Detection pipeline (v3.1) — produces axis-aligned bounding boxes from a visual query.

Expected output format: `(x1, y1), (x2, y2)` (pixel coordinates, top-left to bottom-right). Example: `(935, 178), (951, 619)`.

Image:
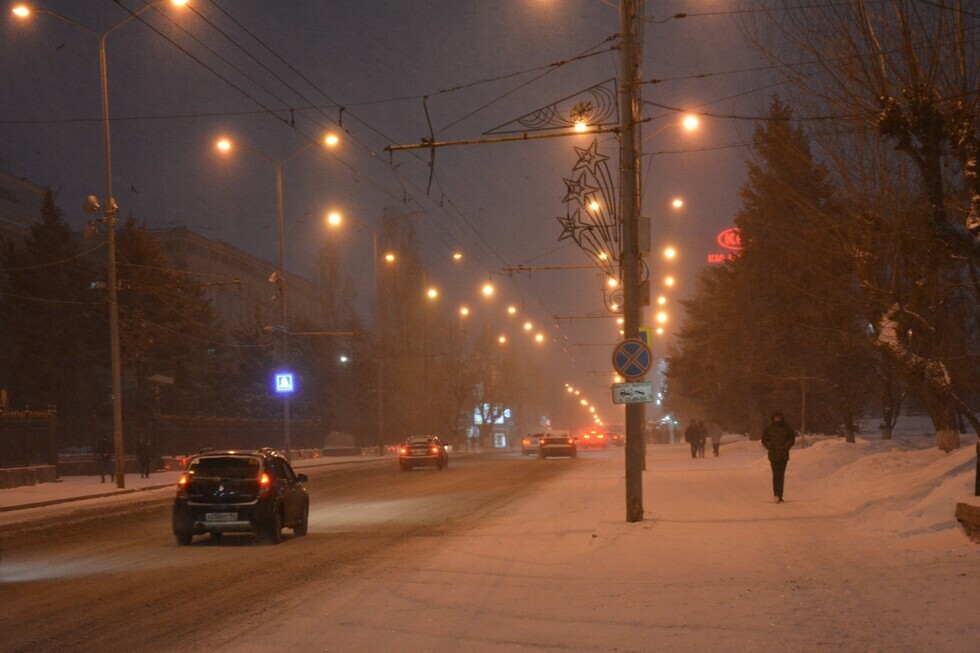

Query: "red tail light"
(176, 473), (189, 498)
(399, 447), (408, 456)
(258, 472), (272, 496)
(430, 446), (440, 455)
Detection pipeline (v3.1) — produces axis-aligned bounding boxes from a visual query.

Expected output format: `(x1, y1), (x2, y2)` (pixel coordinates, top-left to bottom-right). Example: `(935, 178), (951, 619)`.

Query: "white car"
(521, 433), (544, 456)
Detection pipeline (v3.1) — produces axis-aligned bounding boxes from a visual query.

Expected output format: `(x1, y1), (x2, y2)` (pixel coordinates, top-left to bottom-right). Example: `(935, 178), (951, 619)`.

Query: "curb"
(0, 483), (174, 513)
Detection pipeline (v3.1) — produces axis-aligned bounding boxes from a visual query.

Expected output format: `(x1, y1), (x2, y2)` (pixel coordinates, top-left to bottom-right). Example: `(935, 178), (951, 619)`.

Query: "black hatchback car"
(172, 448), (309, 545)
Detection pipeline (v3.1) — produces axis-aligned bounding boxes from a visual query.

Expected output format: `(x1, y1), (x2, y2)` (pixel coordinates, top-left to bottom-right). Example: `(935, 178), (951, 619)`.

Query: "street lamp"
(216, 133), (338, 459)
(325, 211), (388, 454)
(14, 0), (188, 489)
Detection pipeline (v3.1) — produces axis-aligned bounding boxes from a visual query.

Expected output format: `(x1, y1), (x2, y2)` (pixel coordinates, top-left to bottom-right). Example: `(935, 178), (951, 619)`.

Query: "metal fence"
(0, 408), (57, 468)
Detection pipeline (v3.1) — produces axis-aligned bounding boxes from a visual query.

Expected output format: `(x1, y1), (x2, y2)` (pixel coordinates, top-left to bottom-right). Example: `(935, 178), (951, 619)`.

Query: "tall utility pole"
(620, 0), (645, 522)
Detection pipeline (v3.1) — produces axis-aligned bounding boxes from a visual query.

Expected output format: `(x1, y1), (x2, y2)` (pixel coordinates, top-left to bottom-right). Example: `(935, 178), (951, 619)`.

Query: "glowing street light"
(498, 335), (507, 344)
(682, 114), (700, 131)
(657, 295), (667, 305)
(664, 246), (677, 259)
(460, 306), (470, 317)
(535, 333), (545, 343)
(507, 305), (517, 315)
(523, 321), (533, 331)
(656, 311), (669, 324)
(671, 198), (684, 209)
(326, 211), (342, 227)
(481, 282), (495, 297)
(664, 276), (675, 287)
(426, 287), (439, 300)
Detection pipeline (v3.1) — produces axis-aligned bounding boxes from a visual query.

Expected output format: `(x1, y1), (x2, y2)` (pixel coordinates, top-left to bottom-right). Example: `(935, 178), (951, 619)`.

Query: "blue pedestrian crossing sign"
(612, 338), (653, 379)
(274, 372), (295, 394)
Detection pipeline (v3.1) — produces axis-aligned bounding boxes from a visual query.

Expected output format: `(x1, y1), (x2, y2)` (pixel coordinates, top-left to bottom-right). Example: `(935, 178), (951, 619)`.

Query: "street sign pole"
(619, 0), (644, 523)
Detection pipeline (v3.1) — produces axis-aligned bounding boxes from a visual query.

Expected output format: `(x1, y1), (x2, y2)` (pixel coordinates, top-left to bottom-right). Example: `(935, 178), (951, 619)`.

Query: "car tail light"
(399, 447), (408, 456)
(430, 446), (440, 455)
(568, 439), (574, 445)
(176, 473), (190, 498)
(258, 472), (272, 496)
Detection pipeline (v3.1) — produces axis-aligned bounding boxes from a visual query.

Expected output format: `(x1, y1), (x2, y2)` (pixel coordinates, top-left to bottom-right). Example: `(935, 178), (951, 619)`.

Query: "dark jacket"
(762, 419), (796, 462)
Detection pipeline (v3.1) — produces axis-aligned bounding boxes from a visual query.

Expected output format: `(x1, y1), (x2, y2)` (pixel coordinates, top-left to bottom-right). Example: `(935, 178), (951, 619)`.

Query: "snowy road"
(1, 439), (976, 652)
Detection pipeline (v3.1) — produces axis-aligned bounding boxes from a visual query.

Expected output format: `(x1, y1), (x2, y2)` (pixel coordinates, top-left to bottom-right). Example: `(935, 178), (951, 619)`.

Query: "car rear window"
(188, 456), (261, 479)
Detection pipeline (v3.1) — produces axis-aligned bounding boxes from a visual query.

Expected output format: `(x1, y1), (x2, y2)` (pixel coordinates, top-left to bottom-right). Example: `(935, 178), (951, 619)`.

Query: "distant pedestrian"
(684, 420), (699, 459)
(137, 437), (153, 479)
(762, 410), (796, 503)
(710, 424), (722, 457)
(96, 435), (112, 483)
(696, 420), (707, 458)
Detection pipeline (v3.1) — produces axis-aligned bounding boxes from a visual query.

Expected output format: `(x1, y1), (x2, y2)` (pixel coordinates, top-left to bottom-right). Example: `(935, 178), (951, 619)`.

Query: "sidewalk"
(0, 454), (386, 516)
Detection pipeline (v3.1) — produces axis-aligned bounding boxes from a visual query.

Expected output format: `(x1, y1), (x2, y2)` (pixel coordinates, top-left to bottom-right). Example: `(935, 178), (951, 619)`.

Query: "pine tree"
(0, 191), (102, 415)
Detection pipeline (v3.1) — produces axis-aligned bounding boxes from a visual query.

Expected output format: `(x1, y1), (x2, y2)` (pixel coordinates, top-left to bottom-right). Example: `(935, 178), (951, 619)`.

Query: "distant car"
(172, 448), (309, 545)
(539, 433), (577, 459)
(521, 432), (545, 456)
(399, 435), (449, 471)
(578, 429), (608, 449)
(608, 432), (625, 447)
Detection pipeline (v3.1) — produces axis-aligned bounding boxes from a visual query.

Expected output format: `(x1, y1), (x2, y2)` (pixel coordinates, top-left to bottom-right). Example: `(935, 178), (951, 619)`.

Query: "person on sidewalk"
(696, 420), (707, 458)
(137, 437), (153, 479)
(684, 419), (699, 459)
(761, 410), (796, 502)
(710, 424), (722, 457)
(96, 435), (112, 483)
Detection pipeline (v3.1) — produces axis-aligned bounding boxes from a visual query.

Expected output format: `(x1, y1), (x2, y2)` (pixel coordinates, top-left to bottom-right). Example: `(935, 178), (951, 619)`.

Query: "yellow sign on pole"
(639, 326), (653, 348)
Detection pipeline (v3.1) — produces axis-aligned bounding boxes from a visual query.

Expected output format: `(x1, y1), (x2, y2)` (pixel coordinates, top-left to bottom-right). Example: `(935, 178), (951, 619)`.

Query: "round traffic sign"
(612, 338), (652, 379)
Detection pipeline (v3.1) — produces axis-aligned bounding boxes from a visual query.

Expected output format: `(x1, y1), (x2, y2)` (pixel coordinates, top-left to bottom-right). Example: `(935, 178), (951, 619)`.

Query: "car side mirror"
(297, 473), (308, 483)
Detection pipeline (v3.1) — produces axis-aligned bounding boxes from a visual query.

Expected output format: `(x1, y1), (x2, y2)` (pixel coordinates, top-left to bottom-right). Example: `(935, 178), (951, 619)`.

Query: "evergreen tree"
(114, 218), (226, 426)
(669, 97), (873, 435)
(0, 191), (102, 416)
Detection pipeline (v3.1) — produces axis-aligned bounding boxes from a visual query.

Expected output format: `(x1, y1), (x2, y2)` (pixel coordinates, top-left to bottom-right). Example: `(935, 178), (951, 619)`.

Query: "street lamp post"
(14, 0), (188, 489)
(326, 213), (386, 455)
(217, 135), (336, 460)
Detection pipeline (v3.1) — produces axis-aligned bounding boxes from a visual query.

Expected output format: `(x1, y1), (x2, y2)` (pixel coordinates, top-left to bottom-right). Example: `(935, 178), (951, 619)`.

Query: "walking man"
(761, 410), (796, 503)
(96, 434), (112, 483)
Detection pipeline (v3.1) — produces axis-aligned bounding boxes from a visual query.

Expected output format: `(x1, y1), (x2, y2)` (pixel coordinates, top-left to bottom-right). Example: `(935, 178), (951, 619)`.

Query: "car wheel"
(293, 499), (309, 536)
(263, 503), (283, 544)
(175, 531), (193, 546)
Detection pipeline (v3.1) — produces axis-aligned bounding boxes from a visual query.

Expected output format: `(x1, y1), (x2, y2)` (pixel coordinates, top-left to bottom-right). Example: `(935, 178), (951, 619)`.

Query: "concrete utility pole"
(620, 0), (645, 522)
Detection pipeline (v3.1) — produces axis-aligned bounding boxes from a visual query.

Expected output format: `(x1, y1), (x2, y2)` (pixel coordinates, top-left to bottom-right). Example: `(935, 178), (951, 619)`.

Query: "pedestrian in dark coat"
(695, 420), (707, 458)
(684, 420), (699, 459)
(137, 437), (153, 478)
(96, 435), (112, 483)
(761, 410), (796, 502)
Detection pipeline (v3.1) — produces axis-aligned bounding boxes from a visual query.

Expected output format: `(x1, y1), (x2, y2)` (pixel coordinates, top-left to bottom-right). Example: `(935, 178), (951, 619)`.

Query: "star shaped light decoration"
(562, 172), (599, 205)
(572, 140), (609, 175)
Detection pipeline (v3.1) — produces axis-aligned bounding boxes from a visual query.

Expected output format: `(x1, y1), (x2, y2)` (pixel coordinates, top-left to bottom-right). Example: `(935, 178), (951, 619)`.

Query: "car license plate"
(412, 449), (427, 456)
(205, 512), (237, 522)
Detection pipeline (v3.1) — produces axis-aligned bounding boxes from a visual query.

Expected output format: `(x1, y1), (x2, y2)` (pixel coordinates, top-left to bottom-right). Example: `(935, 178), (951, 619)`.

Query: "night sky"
(0, 0), (778, 420)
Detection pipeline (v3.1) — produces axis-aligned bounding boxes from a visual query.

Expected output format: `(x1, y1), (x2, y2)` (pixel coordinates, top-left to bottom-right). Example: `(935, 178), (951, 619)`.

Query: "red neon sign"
(716, 227), (743, 251)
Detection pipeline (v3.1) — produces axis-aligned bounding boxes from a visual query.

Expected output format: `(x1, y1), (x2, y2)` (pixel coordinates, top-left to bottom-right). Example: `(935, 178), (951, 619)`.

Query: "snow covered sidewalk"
(194, 434), (978, 653)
